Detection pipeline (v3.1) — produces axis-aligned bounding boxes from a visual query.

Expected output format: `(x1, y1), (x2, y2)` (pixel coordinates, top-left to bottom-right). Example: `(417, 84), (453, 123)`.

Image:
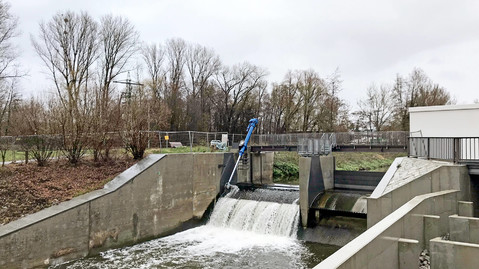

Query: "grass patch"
(333, 152), (406, 172)
(146, 146), (215, 154)
(272, 151), (407, 184)
(273, 152), (300, 184)
(0, 150), (30, 163)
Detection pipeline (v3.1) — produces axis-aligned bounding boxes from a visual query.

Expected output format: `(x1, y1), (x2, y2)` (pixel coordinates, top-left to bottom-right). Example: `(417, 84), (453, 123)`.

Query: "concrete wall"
(236, 152), (274, 184)
(367, 163), (470, 228)
(251, 152), (274, 185)
(0, 153), (226, 268)
(409, 104), (479, 137)
(449, 214), (479, 244)
(430, 237), (479, 269)
(315, 190), (459, 269)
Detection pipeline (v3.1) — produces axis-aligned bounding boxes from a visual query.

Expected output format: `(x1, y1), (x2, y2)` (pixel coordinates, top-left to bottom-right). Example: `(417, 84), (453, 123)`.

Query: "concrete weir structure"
(0, 153), (272, 268)
(315, 157), (474, 269)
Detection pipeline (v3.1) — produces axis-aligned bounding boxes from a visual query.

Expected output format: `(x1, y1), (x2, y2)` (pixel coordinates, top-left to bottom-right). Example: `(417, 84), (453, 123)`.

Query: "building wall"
(409, 104), (479, 137)
(0, 153), (226, 268)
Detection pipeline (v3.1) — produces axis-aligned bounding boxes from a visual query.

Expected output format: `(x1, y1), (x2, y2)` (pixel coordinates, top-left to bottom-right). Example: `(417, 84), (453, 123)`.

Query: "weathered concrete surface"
(299, 155), (335, 227)
(430, 237), (479, 269)
(449, 214), (479, 244)
(0, 153), (227, 268)
(299, 157), (312, 227)
(368, 158), (470, 228)
(0, 203), (90, 268)
(315, 190), (459, 269)
(458, 201), (474, 217)
(251, 152), (274, 185)
(398, 238), (420, 269)
(320, 155), (335, 190)
(424, 215), (441, 249)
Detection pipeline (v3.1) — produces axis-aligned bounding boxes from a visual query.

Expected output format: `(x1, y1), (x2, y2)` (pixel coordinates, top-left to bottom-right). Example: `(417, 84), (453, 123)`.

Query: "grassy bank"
(273, 151), (406, 184)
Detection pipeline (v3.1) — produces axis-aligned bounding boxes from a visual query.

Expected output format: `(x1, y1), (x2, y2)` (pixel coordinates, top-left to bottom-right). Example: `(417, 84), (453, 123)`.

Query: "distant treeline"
(0, 4), (453, 163)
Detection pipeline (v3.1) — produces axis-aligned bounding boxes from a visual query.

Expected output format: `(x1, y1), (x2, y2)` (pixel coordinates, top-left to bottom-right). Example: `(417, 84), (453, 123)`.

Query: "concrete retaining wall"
(0, 153), (226, 268)
(449, 214), (479, 244)
(315, 190), (459, 269)
(367, 161), (470, 228)
(430, 237), (479, 269)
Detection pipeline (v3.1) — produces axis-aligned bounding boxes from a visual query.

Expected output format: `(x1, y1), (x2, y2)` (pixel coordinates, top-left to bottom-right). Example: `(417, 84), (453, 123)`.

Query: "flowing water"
(52, 187), (339, 269)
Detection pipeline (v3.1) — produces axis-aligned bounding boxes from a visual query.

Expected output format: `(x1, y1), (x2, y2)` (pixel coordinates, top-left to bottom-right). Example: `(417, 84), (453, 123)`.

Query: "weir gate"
(222, 145), (386, 228)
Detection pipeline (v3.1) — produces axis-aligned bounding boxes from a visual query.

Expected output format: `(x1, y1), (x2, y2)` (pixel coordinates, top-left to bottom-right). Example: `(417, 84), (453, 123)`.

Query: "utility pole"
(113, 72), (143, 103)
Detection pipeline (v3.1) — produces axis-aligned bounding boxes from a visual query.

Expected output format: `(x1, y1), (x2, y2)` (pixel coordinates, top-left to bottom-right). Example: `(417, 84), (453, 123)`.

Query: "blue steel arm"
(239, 118), (259, 157)
(225, 118), (259, 189)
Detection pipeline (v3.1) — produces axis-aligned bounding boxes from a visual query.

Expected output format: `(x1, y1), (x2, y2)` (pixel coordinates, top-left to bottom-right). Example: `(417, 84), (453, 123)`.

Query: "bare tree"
(357, 84), (395, 132)
(297, 70), (325, 132)
(142, 43), (166, 100)
(0, 1), (22, 81)
(0, 80), (18, 165)
(92, 15), (139, 161)
(391, 68), (454, 131)
(213, 62), (267, 133)
(268, 72), (303, 133)
(32, 11), (98, 164)
(165, 38), (187, 130)
(119, 71), (151, 159)
(185, 44), (220, 131)
(97, 15), (138, 108)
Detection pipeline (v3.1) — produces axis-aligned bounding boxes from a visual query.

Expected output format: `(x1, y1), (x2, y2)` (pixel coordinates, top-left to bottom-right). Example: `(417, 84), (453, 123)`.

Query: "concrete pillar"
(458, 201), (474, 217)
(320, 155), (334, 190)
(398, 238), (420, 269)
(299, 157), (312, 227)
(299, 155), (335, 227)
(424, 215), (441, 249)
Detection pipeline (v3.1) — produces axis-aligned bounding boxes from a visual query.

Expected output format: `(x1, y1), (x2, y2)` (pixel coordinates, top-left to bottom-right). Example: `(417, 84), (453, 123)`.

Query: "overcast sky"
(10, 0), (479, 107)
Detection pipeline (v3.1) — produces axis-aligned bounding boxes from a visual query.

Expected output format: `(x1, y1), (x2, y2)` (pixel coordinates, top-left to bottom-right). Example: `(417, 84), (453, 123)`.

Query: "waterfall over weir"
(52, 187), (339, 269)
(208, 188), (300, 237)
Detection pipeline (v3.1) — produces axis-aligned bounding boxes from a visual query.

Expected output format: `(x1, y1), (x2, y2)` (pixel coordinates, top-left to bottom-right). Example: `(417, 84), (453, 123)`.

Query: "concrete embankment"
(315, 157), (472, 269)
(0, 153), (229, 268)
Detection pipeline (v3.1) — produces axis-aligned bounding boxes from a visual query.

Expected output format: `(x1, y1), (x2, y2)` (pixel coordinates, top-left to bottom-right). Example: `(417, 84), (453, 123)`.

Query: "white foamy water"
(208, 197), (300, 237)
(52, 190), (337, 269)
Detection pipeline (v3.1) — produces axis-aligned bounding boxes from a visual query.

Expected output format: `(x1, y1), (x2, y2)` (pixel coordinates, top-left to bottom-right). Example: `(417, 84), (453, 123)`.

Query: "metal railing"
(297, 133), (336, 156)
(335, 131), (408, 147)
(249, 131), (407, 147)
(408, 137), (479, 163)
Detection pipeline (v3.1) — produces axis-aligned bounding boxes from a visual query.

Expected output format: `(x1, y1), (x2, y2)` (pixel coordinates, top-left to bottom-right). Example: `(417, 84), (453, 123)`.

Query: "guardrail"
(408, 137), (479, 163)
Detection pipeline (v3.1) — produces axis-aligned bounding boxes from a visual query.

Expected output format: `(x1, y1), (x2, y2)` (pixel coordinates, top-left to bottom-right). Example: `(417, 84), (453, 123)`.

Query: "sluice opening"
(303, 190), (368, 246)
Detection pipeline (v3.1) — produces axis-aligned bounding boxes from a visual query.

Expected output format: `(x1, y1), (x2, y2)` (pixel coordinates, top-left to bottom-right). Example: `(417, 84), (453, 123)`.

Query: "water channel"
(52, 188), (340, 269)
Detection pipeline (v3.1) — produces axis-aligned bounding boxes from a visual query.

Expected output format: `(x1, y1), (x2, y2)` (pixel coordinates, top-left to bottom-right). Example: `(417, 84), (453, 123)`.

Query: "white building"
(409, 104), (479, 161)
(409, 104), (479, 137)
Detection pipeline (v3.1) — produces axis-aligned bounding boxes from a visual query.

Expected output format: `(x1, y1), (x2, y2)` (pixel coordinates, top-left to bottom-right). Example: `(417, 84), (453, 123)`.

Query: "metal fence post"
(454, 138), (459, 163)
(427, 138), (430, 159)
(189, 131), (193, 152)
(407, 137), (410, 157)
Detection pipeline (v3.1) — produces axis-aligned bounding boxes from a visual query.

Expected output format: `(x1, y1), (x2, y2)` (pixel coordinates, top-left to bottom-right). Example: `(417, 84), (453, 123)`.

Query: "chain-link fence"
(0, 131), (410, 163)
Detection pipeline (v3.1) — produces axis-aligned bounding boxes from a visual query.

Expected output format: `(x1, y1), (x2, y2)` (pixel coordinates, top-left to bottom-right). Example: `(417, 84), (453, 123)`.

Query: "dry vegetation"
(0, 158), (136, 225)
